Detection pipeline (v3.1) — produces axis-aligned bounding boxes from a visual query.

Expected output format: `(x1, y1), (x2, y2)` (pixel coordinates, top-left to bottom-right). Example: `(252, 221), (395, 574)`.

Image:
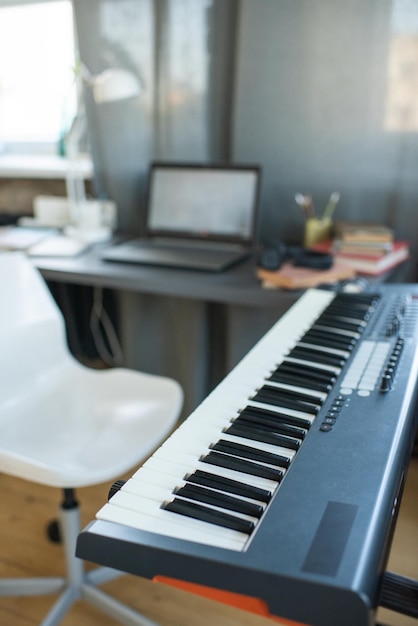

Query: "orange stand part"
(154, 576), (309, 625)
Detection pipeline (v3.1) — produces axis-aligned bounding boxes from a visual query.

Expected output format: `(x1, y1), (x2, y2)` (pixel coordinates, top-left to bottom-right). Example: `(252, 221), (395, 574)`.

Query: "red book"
(332, 240), (393, 258)
(312, 240), (410, 276)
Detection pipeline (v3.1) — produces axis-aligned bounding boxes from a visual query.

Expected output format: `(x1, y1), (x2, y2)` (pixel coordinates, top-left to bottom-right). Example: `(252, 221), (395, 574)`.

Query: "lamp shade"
(92, 68), (141, 104)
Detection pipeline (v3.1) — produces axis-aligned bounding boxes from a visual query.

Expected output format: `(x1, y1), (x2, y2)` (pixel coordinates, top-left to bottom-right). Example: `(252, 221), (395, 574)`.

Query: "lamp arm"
(64, 84), (87, 223)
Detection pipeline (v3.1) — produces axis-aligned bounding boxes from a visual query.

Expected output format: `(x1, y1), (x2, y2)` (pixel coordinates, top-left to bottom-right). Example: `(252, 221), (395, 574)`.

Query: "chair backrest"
(0, 252), (71, 403)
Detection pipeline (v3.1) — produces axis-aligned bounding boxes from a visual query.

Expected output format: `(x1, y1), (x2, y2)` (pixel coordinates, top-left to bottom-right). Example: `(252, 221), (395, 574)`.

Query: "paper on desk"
(0, 226), (58, 250)
(26, 235), (90, 257)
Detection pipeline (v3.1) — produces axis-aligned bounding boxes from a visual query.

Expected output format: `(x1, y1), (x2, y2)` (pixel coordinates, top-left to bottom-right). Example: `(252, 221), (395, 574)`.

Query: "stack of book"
(313, 222), (409, 276)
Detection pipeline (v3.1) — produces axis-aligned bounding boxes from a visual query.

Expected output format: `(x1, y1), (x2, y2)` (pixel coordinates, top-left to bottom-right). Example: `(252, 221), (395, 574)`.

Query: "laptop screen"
(146, 162), (261, 243)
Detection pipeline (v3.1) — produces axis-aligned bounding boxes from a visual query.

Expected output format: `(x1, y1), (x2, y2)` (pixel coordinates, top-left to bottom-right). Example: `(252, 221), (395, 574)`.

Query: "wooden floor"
(0, 456), (417, 626)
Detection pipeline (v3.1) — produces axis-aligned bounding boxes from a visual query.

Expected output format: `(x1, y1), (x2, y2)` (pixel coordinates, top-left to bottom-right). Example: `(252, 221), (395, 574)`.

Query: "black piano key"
(319, 310), (367, 324)
(322, 303), (369, 316)
(211, 439), (291, 468)
(294, 339), (352, 354)
(163, 498), (255, 534)
(332, 293), (369, 303)
(287, 347), (346, 367)
(325, 310), (371, 323)
(299, 336), (356, 352)
(185, 469), (272, 503)
(278, 358), (339, 375)
(175, 483), (264, 518)
(314, 316), (364, 333)
(252, 386), (320, 414)
(311, 324), (359, 339)
(227, 421), (302, 451)
(322, 309), (375, 325)
(302, 329), (356, 348)
(334, 293), (379, 306)
(201, 450), (284, 482)
(307, 319), (359, 341)
(271, 361), (337, 391)
(309, 316), (362, 331)
(300, 340), (355, 354)
(268, 370), (333, 392)
(239, 405), (311, 431)
(259, 384), (323, 405)
(279, 361), (337, 383)
(326, 302), (370, 315)
(232, 410), (307, 439)
(330, 293), (376, 304)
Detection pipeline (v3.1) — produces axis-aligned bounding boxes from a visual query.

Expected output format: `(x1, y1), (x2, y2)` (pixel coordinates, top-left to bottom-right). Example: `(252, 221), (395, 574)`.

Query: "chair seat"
(0, 359), (182, 488)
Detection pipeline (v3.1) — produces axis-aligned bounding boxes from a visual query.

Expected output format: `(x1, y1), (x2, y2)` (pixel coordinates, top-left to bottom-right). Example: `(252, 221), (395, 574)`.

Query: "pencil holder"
(304, 217), (332, 248)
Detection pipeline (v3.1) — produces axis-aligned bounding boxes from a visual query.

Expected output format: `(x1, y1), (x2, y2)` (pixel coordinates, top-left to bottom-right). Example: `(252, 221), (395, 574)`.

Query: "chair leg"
(1, 487), (160, 626)
(0, 577), (65, 596)
(59, 489), (84, 588)
(86, 565), (126, 586)
(82, 584), (160, 626)
(40, 587), (78, 626)
(58, 489), (160, 626)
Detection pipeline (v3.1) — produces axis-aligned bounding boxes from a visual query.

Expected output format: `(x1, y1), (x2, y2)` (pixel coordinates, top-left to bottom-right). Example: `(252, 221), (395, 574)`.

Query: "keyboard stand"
(378, 571), (418, 620)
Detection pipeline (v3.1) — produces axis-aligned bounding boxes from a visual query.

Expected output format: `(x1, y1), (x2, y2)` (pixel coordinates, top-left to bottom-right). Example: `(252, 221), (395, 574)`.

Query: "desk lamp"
(64, 64), (141, 242)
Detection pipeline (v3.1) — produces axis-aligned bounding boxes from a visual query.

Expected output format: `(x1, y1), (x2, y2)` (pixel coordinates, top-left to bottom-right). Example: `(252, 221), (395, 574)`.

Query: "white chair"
(0, 252), (183, 626)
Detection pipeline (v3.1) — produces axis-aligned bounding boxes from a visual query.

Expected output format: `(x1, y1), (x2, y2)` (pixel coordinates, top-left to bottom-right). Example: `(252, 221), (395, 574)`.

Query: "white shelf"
(0, 154), (93, 180)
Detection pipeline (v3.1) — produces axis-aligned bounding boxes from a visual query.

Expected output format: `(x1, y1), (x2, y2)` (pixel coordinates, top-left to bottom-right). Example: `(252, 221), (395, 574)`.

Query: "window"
(0, 0), (77, 156)
(385, 0), (418, 131)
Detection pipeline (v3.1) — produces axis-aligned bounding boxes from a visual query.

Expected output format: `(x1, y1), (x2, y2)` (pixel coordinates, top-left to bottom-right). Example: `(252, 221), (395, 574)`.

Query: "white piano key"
(130, 470), (270, 515)
(110, 490), (254, 540)
(258, 379), (326, 401)
(283, 356), (341, 375)
(228, 415), (308, 438)
(97, 500), (246, 550)
(155, 445), (279, 480)
(159, 439), (291, 473)
(129, 467), (185, 491)
(217, 432), (297, 460)
(312, 324), (360, 339)
(161, 424), (297, 460)
(116, 476), (260, 524)
(246, 400), (316, 423)
(119, 479), (174, 503)
(125, 468), (268, 509)
(143, 452), (278, 493)
(323, 314), (367, 326)
(297, 341), (351, 359)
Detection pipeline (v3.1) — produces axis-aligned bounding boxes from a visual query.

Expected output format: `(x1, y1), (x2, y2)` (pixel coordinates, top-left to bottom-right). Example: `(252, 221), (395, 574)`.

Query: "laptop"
(101, 161), (261, 271)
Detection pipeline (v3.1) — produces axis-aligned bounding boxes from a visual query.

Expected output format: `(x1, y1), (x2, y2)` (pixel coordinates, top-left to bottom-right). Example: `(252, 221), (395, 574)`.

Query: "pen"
(322, 191), (340, 220)
(294, 193), (314, 218)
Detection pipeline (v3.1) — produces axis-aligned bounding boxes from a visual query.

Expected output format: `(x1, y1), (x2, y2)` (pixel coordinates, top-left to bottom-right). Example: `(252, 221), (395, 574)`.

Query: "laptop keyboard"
(133, 239), (244, 254)
(126, 241), (241, 261)
(102, 239), (250, 271)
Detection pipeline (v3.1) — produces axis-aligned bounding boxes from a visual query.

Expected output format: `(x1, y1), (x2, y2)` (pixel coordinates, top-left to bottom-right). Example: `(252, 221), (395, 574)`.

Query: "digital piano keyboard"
(77, 286), (418, 626)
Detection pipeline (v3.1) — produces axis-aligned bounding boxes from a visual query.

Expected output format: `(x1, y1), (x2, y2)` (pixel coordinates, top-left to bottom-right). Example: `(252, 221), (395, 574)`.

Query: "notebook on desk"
(101, 161), (261, 271)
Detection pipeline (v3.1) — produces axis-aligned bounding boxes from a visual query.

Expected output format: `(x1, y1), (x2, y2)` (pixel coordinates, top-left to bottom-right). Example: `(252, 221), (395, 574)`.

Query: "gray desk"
(33, 246), (407, 415)
(32, 245), (298, 306)
(32, 247), (300, 415)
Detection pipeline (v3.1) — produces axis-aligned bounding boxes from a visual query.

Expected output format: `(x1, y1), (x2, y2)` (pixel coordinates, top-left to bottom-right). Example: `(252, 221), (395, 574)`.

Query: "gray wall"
(233, 0), (418, 267)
